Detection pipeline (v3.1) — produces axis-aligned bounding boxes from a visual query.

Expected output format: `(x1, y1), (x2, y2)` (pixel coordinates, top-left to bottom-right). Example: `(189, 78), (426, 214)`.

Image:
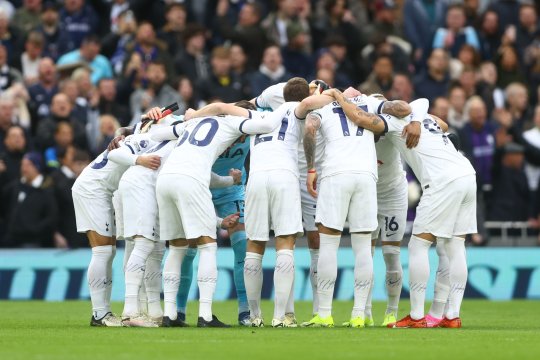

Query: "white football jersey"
(249, 102), (302, 177)
(375, 136), (406, 189)
(313, 99), (378, 180)
(160, 115), (250, 185)
(255, 82), (286, 111)
(72, 134), (146, 197)
(383, 114), (476, 190)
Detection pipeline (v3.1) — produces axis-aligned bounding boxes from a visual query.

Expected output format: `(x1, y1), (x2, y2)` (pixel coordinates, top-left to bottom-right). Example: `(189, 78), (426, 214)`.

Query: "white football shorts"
(72, 191), (115, 237)
(119, 179), (159, 241)
(372, 176), (408, 242)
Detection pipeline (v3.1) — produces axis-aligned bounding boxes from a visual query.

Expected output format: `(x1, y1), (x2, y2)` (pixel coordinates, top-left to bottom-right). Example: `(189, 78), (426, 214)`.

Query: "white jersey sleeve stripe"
(377, 115), (389, 134)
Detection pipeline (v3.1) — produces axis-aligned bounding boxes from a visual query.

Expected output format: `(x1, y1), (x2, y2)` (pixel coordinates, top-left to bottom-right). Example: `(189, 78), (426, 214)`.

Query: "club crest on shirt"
(139, 140), (148, 148)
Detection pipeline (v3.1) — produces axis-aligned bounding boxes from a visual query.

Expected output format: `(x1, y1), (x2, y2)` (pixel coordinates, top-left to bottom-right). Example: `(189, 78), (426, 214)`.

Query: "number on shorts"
(385, 216), (399, 232)
(333, 107), (365, 137)
(254, 117), (289, 145)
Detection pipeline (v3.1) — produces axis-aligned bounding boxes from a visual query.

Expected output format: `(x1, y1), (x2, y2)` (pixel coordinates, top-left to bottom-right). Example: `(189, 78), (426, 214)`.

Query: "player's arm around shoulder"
(295, 93), (335, 120)
(329, 89), (387, 135)
(303, 112), (321, 197)
(184, 102), (250, 120)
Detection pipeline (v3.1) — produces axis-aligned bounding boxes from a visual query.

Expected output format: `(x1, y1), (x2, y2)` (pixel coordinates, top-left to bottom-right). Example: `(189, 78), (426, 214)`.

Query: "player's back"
(385, 114), (475, 189)
(73, 150), (128, 197)
(160, 115), (247, 185)
(249, 102), (302, 177)
(316, 100), (377, 179)
(375, 136), (405, 188)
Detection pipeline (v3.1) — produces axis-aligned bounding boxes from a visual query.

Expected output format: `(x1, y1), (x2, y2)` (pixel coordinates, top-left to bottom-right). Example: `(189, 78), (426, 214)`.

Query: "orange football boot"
(387, 315), (427, 328)
(438, 317), (462, 328)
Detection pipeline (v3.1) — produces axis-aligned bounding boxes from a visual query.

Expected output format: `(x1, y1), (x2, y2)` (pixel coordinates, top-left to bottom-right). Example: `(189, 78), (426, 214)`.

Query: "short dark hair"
(82, 34), (101, 46)
(234, 100), (256, 111)
(183, 23), (206, 43)
(148, 60), (166, 69)
(283, 77), (310, 102)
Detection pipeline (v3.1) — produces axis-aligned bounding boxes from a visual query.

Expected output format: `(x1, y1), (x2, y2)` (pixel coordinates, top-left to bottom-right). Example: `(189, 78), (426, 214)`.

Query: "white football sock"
(429, 240), (450, 319)
(105, 246), (116, 313)
(123, 240), (134, 272)
(146, 241), (165, 318)
(244, 252), (263, 318)
(163, 245), (187, 320)
(309, 248), (319, 315)
(273, 249), (295, 320)
(285, 273), (295, 315)
(444, 237), (468, 319)
(123, 237), (154, 317)
(317, 233), (340, 318)
(197, 242), (218, 321)
(138, 282), (147, 315)
(408, 235), (432, 320)
(351, 234), (373, 319)
(364, 245), (376, 319)
(88, 245), (114, 319)
(382, 245), (402, 314)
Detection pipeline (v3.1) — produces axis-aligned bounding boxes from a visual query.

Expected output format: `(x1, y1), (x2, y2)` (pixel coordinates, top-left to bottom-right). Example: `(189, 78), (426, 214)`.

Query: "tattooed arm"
(381, 100), (412, 118)
(331, 89), (387, 135)
(304, 112), (321, 197)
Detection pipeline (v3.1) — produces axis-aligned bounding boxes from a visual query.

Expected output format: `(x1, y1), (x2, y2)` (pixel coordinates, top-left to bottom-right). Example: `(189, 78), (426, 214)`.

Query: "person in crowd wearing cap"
(282, 22), (313, 80)
(34, 1), (71, 61)
(0, 151), (57, 248)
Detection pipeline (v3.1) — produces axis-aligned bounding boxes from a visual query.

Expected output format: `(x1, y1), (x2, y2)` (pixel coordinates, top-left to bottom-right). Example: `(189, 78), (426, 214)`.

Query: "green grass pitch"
(0, 300), (539, 360)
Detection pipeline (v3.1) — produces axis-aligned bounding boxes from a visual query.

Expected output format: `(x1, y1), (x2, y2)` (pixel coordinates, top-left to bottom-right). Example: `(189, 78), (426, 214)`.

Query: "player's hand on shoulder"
(402, 121), (421, 149)
(229, 168), (242, 185)
(136, 155), (161, 170)
(107, 135), (125, 151)
(145, 107), (162, 120)
(221, 212), (240, 229)
(184, 108), (196, 121)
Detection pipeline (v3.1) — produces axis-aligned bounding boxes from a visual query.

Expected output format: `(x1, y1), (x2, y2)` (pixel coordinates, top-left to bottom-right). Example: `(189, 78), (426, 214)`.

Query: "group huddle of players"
(72, 77), (476, 329)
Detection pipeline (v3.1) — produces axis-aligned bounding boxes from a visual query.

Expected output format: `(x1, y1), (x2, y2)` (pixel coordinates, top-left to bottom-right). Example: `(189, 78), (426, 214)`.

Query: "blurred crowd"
(1, 0), (540, 248)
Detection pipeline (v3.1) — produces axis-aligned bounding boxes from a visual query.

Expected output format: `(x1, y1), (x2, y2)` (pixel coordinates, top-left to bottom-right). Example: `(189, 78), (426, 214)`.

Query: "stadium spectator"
(157, 3), (187, 57)
(229, 44), (252, 100)
(403, 0), (448, 64)
(34, 1), (70, 61)
(0, 125), (27, 190)
(262, 0), (306, 50)
(108, 0), (130, 34)
(505, 82), (532, 132)
(16, 32), (44, 86)
(57, 35), (113, 85)
(515, 3), (539, 62)
(496, 45), (526, 88)
(36, 92), (87, 151)
(489, 141), (529, 222)
(0, 44), (23, 94)
(50, 146), (90, 248)
(0, 97), (15, 152)
(447, 85), (468, 130)
(489, 0), (521, 34)
(477, 61), (505, 115)
(281, 23), (313, 79)
(250, 44), (290, 98)
(174, 24), (210, 85)
(101, 9), (137, 75)
(198, 46), (247, 104)
(216, 1), (266, 70)
(0, 0), (14, 19)
(325, 35), (358, 85)
(92, 78), (130, 127)
(458, 96), (497, 244)
(130, 60), (183, 120)
(44, 121), (74, 169)
(0, 151), (57, 248)
(413, 48), (451, 103)
(430, 96), (451, 123)
(313, 48), (349, 88)
(359, 55), (394, 99)
(58, 78), (86, 126)
(123, 22), (175, 87)
(459, 66), (479, 98)
(389, 73), (414, 102)
(27, 57), (58, 124)
(177, 76), (198, 111)
(312, 0), (364, 65)
(0, 8), (23, 66)
(523, 105), (540, 223)
(364, 0), (403, 40)
(11, 0), (42, 36)
(59, 0), (99, 50)
(433, 3), (481, 58)
(478, 9), (502, 61)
